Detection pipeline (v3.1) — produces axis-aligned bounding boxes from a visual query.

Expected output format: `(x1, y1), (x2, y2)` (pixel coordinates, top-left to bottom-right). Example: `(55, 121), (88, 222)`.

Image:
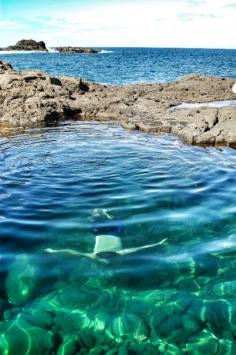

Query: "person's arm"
(44, 248), (96, 259)
(118, 238), (168, 255)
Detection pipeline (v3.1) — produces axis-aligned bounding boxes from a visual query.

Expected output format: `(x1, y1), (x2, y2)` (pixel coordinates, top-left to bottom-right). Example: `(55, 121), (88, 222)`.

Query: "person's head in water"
(91, 208), (125, 238)
(92, 208), (112, 220)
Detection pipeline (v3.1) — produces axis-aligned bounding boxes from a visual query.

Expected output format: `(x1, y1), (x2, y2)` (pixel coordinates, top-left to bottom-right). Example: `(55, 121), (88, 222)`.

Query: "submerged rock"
(0, 317), (54, 354)
(185, 331), (219, 354)
(111, 313), (148, 342)
(57, 334), (78, 355)
(5, 254), (39, 306)
(205, 299), (231, 337)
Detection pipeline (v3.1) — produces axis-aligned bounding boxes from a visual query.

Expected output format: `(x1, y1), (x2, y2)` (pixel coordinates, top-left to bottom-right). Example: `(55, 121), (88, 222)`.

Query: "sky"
(0, 0), (235, 49)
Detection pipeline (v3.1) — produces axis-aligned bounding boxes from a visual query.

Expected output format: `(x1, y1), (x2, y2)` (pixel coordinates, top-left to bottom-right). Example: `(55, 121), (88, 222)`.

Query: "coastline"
(0, 60), (235, 147)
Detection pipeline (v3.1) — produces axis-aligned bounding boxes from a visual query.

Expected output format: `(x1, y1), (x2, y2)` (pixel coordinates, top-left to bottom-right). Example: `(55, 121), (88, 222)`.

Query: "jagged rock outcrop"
(0, 60), (235, 147)
(0, 61), (13, 73)
(55, 47), (100, 54)
(74, 73), (236, 146)
(5, 39), (48, 52)
(0, 61), (84, 126)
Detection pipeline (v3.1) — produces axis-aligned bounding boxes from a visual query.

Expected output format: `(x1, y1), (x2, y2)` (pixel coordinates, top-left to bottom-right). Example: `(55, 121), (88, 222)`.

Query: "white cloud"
(0, 19), (26, 30)
(0, 0), (235, 48)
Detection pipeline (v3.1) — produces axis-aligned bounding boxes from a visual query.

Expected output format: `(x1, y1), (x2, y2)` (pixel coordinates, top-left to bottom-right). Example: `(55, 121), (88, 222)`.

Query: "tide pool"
(1, 121), (236, 353)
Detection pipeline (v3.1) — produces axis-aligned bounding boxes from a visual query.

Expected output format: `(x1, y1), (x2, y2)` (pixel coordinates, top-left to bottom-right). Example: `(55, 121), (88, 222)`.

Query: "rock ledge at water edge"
(0, 60), (235, 147)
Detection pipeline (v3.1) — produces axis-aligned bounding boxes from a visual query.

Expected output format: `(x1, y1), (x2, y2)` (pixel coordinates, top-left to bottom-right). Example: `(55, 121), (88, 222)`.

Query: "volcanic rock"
(55, 46), (100, 54)
(6, 39), (48, 52)
(0, 61), (83, 126)
(0, 60), (236, 147)
(0, 61), (13, 73)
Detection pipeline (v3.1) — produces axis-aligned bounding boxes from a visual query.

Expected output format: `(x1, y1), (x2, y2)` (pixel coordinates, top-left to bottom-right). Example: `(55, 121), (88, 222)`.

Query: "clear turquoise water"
(0, 47), (236, 84)
(1, 121), (236, 353)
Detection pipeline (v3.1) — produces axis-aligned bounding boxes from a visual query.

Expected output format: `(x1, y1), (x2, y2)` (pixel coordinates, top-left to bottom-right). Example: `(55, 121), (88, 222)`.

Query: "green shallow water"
(1, 121), (236, 354)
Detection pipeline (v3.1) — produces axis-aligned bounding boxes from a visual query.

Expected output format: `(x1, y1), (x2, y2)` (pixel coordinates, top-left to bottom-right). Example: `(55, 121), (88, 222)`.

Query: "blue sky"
(0, 0), (235, 48)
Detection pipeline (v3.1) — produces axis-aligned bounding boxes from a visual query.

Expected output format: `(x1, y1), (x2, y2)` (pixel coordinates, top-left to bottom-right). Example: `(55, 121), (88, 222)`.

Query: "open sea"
(0, 48), (236, 354)
(0, 47), (236, 84)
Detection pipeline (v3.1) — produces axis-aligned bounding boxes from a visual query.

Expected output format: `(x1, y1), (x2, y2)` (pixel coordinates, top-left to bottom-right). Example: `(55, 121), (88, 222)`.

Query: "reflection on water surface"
(1, 121), (236, 353)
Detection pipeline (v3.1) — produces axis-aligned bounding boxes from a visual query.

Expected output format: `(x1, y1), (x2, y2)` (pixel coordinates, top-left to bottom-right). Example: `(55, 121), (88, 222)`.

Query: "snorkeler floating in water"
(45, 209), (167, 263)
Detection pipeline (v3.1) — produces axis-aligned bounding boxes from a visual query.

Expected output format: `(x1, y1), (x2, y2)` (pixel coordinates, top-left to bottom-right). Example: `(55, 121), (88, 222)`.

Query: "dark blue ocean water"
(0, 47), (236, 85)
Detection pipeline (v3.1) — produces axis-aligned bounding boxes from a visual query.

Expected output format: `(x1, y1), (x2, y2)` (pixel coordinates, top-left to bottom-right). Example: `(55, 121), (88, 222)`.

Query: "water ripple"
(0, 48), (235, 84)
(1, 121), (236, 351)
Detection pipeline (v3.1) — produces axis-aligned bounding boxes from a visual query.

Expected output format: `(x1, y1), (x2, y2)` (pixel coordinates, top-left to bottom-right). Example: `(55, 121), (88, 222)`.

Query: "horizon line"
(1, 44), (236, 51)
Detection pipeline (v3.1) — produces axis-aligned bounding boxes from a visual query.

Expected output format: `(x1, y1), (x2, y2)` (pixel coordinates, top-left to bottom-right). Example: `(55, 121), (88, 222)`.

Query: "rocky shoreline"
(0, 60), (235, 147)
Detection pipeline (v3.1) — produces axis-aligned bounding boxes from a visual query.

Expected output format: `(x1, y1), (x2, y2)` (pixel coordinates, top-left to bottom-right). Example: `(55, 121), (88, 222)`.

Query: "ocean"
(0, 48), (236, 354)
(0, 47), (236, 85)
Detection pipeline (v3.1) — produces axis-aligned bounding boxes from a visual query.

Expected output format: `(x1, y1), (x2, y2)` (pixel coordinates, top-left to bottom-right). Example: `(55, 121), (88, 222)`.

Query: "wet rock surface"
(0, 60), (235, 146)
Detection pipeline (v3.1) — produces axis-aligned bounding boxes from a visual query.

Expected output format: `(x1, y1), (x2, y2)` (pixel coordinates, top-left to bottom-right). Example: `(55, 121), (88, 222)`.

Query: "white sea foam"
(99, 50), (113, 54)
(172, 100), (236, 111)
(0, 50), (48, 54)
(48, 47), (59, 53)
(0, 48), (111, 56)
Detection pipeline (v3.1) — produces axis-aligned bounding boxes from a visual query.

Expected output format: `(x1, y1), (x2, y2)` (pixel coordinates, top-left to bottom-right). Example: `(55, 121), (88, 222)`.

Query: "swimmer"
(45, 209), (167, 263)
